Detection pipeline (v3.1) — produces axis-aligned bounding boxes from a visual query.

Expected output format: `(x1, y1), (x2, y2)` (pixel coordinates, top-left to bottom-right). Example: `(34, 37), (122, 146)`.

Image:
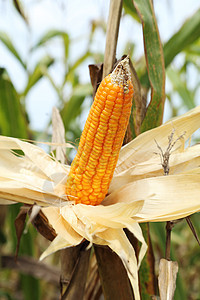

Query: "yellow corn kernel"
(65, 57), (133, 205)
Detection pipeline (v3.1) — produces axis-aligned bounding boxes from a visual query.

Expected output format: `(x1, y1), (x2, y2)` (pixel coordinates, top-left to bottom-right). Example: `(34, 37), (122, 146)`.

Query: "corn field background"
(0, 0), (200, 299)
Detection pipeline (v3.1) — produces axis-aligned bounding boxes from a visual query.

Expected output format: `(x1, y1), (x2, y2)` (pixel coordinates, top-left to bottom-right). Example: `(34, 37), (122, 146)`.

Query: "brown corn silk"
(65, 57), (133, 205)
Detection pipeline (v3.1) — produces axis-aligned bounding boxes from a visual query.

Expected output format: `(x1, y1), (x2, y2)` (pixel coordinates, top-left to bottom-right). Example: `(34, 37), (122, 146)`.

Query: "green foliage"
(0, 69), (29, 138)
(167, 67), (195, 110)
(31, 30), (70, 64)
(123, 0), (140, 22)
(164, 8), (200, 68)
(125, 2), (200, 299)
(0, 31), (26, 69)
(8, 204), (41, 300)
(60, 83), (92, 141)
(133, 0), (165, 131)
(23, 56), (55, 97)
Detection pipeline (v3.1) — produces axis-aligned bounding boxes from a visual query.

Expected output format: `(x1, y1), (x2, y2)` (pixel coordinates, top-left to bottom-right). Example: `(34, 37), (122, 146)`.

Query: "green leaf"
(12, 0), (28, 24)
(23, 56), (54, 96)
(123, 0), (140, 22)
(133, 0), (165, 132)
(0, 291), (13, 300)
(20, 226), (41, 300)
(0, 68), (29, 138)
(0, 31), (26, 69)
(167, 68), (195, 110)
(64, 51), (92, 85)
(32, 30), (70, 61)
(184, 38), (200, 70)
(132, 8), (200, 118)
(61, 84), (92, 136)
(164, 8), (200, 68)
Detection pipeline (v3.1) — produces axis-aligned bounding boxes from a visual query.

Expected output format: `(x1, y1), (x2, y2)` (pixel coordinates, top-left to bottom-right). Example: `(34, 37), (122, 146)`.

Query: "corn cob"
(65, 57), (133, 205)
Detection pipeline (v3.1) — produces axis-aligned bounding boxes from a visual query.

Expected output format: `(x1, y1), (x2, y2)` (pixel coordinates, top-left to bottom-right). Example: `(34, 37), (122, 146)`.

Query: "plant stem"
(103, 0), (123, 78)
(165, 221), (174, 260)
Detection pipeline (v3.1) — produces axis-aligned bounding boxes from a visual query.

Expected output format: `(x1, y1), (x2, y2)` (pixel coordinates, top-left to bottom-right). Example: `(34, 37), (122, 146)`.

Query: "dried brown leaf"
(94, 245), (134, 300)
(14, 206), (29, 259)
(88, 63), (103, 98)
(60, 242), (91, 300)
(31, 209), (56, 241)
(84, 251), (102, 300)
(186, 216), (200, 246)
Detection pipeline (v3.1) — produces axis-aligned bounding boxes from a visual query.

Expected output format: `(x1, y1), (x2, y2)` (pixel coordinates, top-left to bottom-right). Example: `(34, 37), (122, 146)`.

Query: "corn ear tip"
(111, 56), (132, 90)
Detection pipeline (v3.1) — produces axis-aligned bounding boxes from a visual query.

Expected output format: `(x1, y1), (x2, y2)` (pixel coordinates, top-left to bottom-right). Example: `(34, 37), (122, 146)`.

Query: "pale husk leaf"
(116, 105), (200, 174)
(41, 201), (147, 300)
(39, 234), (79, 261)
(51, 107), (67, 163)
(125, 222), (147, 269)
(42, 206), (83, 243)
(110, 143), (200, 192)
(72, 200), (144, 229)
(104, 174), (200, 221)
(0, 136), (71, 205)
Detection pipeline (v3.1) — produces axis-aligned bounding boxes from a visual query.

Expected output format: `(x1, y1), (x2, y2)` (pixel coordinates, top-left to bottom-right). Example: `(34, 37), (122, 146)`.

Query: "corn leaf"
(60, 83), (92, 138)
(133, 0), (165, 132)
(12, 0), (28, 24)
(64, 51), (92, 84)
(0, 31), (26, 69)
(185, 38), (200, 56)
(164, 8), (200, 68)
(31, 30), (70, 62)
(123, 0), (140, 22)
(23, 56), (54, 96)
(0, 69), (29, 138)
(167, 68), (195, 110)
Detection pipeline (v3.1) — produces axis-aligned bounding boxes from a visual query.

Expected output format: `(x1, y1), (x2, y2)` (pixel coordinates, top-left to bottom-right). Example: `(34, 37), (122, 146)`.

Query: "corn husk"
(0, 106), (200, 300)
(115, 105), (200, 174)
(0, 136), (70, 206)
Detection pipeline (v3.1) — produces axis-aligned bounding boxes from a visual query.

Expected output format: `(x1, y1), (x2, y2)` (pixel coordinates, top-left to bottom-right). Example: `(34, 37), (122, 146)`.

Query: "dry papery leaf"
(105, 174), (200, 222)
(115, 105), (200, 174)
(158, 258), (178, 300)
(0, 135), (71, 206)
(51, 107), (67, 163)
